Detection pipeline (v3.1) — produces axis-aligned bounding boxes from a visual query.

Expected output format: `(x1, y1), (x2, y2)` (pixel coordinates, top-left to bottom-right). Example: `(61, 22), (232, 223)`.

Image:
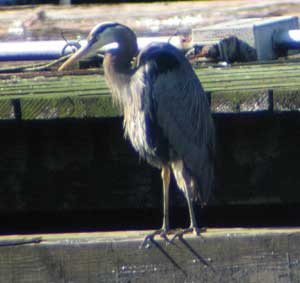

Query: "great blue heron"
(59, 22), (215, 244)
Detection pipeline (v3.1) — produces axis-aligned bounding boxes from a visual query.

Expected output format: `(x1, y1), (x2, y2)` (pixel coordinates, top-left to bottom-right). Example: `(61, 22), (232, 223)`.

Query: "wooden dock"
(1, 228), (300, 282)
(0, 1), (300, 281)
(0, 60), (300, 120)
(0, 59), (299, 209)
(0, 58), (300, 282)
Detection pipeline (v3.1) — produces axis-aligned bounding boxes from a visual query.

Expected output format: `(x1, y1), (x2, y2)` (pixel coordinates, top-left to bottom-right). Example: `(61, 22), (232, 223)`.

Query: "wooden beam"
(0, 60), (300, 120)
(1, 228), (300, 282)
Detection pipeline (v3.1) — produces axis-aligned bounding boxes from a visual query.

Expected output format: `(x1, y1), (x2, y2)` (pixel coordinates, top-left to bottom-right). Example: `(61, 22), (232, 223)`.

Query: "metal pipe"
(0, 36), (184, 62)
(0, 40), (81, 61)
(273, 29), (300, 49)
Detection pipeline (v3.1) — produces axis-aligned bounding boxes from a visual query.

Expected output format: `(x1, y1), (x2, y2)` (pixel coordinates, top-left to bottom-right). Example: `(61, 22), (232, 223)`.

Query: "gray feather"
(132, 43), (215, 202)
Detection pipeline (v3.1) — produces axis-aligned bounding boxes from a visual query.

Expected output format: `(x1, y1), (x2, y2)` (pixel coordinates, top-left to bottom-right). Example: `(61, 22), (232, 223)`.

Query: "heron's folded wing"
(133, 42), (215, 192)
(156, 70), (214, 172)
(135, 50), (215, 194)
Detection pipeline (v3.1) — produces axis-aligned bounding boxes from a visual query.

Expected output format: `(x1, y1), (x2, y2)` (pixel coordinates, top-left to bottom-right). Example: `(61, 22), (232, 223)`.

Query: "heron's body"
(59, 22), (215, 241)
(106, 43), (176, 168)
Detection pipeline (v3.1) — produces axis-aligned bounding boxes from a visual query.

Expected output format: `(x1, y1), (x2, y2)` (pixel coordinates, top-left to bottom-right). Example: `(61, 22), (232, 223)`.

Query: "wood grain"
(0, 60), (300, 120)
(1, 228), (300, 282)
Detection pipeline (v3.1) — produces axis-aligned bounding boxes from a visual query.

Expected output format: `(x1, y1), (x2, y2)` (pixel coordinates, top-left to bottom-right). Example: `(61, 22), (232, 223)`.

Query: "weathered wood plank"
(211, 89), (271, 112)
(274, 89), (300, 111)
(1, 228), (300, 283)
(20, 95), (119, 120)
(0, 60), (300, 120)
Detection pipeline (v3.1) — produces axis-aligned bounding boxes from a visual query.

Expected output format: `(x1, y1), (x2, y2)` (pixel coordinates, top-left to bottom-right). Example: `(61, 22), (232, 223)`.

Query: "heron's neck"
(103, 44), (137, 109)
(103, 51), (131, 88)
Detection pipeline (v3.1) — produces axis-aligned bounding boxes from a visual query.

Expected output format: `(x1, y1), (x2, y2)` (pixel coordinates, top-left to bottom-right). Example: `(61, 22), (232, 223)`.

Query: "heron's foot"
(170, 227), (205, 243)
(139, 229), (170, 249)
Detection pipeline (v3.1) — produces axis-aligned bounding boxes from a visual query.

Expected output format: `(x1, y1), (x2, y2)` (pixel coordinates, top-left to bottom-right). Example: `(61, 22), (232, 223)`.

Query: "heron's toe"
(170, 227), (205, 243)
(139, 229), (171, 249)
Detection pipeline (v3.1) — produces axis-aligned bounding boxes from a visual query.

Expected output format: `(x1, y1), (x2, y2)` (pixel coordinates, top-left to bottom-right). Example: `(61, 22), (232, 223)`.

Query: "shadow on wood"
(0, 228), (300, 283)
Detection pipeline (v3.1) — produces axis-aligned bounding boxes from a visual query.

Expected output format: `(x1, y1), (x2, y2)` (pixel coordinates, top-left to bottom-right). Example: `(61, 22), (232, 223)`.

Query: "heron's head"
(58, 22), (137, 71)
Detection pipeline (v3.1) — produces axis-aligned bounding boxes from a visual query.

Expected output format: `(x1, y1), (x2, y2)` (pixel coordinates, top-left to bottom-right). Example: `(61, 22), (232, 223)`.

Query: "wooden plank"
(20, 94), (120, 120)
(274, 89), (300, 111)
(0, 60), (300, 120)
(0, 228), (300, 282)
(211, 89), (270, 112)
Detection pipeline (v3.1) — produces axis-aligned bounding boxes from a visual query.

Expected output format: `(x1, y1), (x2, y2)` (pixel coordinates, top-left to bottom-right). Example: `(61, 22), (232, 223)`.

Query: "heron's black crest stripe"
(92, 22), (119, 36)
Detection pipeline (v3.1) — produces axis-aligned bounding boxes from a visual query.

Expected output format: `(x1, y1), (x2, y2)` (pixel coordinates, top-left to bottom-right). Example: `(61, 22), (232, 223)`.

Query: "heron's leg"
(170, 161), (203, 242)
(185, 184), (201, 233)
(140, 166), (171, 249)
(161, 165), (171, 231)
(170, 188), (202, 242)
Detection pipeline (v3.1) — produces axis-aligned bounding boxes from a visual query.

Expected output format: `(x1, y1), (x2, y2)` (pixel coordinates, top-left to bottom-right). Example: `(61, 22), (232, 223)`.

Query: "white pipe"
(0, 36), (184, 61)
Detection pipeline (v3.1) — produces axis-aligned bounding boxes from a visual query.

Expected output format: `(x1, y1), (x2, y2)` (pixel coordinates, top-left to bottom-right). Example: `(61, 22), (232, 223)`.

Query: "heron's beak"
(58, 42), (93, 71)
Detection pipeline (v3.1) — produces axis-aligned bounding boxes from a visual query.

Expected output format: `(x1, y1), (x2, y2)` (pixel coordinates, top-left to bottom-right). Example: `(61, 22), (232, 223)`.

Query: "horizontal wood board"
(0, 228), (300, 283)
(0, 60), (300, 120)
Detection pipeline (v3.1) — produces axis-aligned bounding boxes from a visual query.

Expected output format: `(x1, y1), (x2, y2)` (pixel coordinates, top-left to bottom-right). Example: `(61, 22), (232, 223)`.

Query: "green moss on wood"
(273, 89), (300, 112)
(20, 95), (120, 120)
(0, 61), (299, 120)
(0, 100), (15, 119)
(210, 89), (269, 113)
